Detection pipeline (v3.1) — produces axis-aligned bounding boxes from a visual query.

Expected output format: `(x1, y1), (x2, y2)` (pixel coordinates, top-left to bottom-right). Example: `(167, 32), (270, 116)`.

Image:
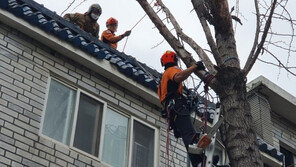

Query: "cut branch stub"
(210, 0), (234, 34)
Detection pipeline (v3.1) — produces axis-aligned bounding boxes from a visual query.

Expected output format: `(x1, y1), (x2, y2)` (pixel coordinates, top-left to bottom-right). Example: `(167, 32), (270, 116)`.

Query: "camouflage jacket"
(63, 12), (100, 38)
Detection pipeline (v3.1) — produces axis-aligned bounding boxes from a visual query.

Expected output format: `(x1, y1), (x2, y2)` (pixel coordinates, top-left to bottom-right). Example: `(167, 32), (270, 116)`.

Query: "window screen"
(132, 120), (155, 167)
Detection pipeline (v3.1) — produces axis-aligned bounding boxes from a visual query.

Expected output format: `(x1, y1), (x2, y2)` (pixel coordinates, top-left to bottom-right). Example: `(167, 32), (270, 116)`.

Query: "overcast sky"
(34, 0), (296, 97)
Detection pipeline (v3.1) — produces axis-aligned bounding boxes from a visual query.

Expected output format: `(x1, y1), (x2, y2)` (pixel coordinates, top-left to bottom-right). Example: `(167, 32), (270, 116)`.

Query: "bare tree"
(136, 0), (295, 166)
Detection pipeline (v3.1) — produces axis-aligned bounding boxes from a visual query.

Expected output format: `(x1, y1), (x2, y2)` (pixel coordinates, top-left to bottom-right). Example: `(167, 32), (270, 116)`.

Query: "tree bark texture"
(216, 67), (263, 167)
(209, 0), (240, 68)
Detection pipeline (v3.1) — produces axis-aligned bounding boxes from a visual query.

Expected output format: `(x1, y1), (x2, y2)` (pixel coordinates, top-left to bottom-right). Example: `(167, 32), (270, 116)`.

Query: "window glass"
(132, 120), (155, 167)
(102, 108), (129, 167)
(73, 93), (103, 156)
(42, 80), (76, 145)
(280, 146), (295, 167)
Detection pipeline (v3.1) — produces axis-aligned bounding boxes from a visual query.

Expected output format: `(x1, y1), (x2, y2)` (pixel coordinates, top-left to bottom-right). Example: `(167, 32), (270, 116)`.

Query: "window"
(102, 108), (129, 167)
(42, 78), (158, 167)
(132, 120), (155, 167)
(280, 146), (296, 167)
(73, 93), (104, 156)
(42, 79), (76, 145)
(41, 78), (106, 156)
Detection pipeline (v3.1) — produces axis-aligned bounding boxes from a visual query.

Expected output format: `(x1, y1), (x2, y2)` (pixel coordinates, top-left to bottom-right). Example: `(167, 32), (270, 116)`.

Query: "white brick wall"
(248, 92), (296, 154)
(0, 22), (188, 166)
(271, 111), (296, 151)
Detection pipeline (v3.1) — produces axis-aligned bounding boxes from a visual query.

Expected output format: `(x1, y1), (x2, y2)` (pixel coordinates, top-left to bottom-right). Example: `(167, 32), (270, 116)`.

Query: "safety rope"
(166, 104), (171, 167)
(201, 73), (214, 167)
(122, 14), (147, 52)
(122, 0), (154, 52)
(202, 86), (209, 167)
(164, 73), (215, 167)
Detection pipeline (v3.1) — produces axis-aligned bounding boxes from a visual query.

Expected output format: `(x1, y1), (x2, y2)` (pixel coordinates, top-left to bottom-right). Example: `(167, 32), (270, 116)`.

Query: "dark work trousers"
(168, 98), (203, 167)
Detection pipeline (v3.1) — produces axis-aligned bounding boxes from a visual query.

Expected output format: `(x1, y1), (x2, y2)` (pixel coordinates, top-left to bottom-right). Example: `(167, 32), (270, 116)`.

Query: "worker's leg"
(167, 98), (203, 166)
(173, 114), (203, 166)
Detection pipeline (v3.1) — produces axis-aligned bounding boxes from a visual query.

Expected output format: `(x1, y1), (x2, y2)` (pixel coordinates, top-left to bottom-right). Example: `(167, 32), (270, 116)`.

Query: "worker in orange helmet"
(63, 4), (101, 38)
(158, 50), (206, 167)
(101, 17), (131, 49)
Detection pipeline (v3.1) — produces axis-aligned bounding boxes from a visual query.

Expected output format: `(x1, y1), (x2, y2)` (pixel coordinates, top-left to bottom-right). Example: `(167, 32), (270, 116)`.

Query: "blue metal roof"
(0, 0), (161, 92)
(0, 0), (218, 123)
(0, 0), (285, 162)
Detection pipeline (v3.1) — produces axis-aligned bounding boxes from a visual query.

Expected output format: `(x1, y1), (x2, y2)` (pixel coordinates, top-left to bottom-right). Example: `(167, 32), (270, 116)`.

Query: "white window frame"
(39, 77), (78, 148)
(99, 106), (131, 167)
(40, 77), (159, 167)
(128, 116), (159, 167)
(40, 77), (107, 160)
(69, 88), (107, 159)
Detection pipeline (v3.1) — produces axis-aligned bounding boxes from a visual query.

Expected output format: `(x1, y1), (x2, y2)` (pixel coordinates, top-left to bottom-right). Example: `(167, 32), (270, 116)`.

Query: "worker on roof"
(63, 4), (101, 38)
(158, 50), (206, 167)
(101, 17), (131, 49)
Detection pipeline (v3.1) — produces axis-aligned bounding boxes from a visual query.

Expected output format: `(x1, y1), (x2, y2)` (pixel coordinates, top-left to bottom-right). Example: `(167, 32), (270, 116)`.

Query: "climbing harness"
(164, 77), (211, 166)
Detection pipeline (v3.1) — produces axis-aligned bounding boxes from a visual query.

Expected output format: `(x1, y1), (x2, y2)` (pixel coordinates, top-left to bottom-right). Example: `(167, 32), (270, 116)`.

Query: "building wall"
(248, 92), (296, 152)
(248, 93), (274, 145)
(271, 111), (296, 153)
(248, 91), (296, 166)
(0, 22), (188, 167)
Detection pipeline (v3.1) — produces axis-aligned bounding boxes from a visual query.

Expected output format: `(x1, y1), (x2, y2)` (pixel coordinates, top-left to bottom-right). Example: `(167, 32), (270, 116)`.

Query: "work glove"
(196, 61), (205, 71)
(123, 30), (131, 37)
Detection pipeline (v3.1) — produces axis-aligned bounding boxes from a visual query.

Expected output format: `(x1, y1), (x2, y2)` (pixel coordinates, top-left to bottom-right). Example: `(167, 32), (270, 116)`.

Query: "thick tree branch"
(136, 0), (217, 90)
(202, 0), (240, 68)
(156, 0), (216, 73)
(206, 0), (233, 34)
(191, 0), (223, 66)
(243, 0), (277, 76)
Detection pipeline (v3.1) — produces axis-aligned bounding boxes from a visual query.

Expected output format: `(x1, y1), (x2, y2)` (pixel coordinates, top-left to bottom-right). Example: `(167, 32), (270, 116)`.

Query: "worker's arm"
(174, 61), (205, 83)
(174, 65), (197, 83)
(103, 33), (123, 43)
(103, 30), (131, 43)
(63, 13), (79, 22)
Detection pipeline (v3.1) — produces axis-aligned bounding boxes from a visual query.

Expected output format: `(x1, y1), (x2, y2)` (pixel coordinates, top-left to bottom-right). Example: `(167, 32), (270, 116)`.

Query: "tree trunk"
(216, 67), (263, 167)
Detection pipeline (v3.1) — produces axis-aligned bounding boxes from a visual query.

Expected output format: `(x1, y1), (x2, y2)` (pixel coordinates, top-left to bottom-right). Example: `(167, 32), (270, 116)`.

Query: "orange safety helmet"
(161, 50), (177, 66)
(106, 17), (118, 26)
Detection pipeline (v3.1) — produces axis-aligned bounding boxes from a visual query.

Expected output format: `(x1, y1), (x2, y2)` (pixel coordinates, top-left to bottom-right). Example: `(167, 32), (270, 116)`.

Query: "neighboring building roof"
(257, 137), (284, 164)
(246, 76), (296, 165)
(247, 75), (296, 124)
(0, 0), (161, 92)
